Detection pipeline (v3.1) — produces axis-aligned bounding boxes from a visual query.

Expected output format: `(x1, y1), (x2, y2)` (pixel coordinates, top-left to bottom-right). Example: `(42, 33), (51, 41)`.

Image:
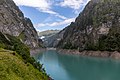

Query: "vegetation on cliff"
(54, 0), (120, 52)
(0, 0), (49, 79)
(0, 49), (48, 80)
(0, 32), (49, 80)
(0, 0), (41, 48)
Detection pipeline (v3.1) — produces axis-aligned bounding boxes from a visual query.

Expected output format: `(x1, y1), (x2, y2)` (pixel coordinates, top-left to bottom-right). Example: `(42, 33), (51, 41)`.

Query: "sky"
(13, 0), (90, 32)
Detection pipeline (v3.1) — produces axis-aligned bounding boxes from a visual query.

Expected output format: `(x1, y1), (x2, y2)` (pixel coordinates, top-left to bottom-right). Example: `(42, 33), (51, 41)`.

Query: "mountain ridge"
(51, 0), (120, 51)
(0, 0), (42, 48)
(0, 0), (49, 79)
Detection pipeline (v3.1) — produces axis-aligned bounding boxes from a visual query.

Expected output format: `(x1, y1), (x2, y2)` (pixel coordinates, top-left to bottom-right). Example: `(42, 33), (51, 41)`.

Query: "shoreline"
(30, 48), (120, 60)
(30, 48), (46, 56)
(30, 48), (57, 55)
(56, 49), (120, 60)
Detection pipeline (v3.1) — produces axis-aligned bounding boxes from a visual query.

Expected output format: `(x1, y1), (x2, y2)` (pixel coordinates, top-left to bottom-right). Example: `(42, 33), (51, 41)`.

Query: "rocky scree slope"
(53, 0), (120, 51)
(0, 0), (42, 48)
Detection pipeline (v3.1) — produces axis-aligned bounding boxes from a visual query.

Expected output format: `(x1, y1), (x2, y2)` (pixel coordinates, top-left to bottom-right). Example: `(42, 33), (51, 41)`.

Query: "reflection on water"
(32, 50), (120, 80)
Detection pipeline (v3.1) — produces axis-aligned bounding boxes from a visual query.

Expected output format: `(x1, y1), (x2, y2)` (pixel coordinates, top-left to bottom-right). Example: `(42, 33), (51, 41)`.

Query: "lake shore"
(30, 48), (120, 59)
(30, 48), (46, 56)
(57, 49), (120, 59)
(30, 48), (57, 55)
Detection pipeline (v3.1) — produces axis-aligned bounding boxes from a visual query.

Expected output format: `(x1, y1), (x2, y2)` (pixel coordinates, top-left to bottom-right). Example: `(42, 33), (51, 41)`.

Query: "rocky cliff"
(0, 0), (41, 48)
(53, 0), (120, 51)
(0, 0), (49, 79)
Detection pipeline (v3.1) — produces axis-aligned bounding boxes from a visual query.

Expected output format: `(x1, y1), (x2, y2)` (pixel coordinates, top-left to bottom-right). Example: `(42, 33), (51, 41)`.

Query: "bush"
(63, 42), (78, 49)
(0, 33), (47, 75)
(98, 32), (120, 51)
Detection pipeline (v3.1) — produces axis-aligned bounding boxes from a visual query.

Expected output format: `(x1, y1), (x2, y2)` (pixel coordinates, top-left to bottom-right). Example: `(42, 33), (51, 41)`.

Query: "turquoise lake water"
(32, 50), (120, 80)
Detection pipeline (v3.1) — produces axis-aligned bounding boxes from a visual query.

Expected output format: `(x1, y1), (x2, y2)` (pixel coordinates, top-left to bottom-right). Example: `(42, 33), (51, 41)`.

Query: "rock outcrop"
(0, 1), (50, 79)
(57, 49), (120, 59)
(0, 0), (41, 48)
(52, 0), (120, 51)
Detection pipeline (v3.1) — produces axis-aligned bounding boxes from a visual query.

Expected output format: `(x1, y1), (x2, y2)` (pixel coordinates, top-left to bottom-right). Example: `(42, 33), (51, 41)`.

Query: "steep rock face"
(55, 0), (120, 51)
(0, 0), (41, 48)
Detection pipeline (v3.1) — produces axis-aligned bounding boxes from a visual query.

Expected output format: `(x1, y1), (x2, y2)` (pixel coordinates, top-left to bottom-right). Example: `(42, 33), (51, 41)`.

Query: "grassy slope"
(0, 32), (49, 80)
(0, 49), (48, 80)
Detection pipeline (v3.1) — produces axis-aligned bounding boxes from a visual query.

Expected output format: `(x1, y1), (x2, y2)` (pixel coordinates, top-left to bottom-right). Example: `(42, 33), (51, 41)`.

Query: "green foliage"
(98, 35), (108, 51)
(85, 42), (99, 51)
(18, 31), (25, 40)
(98, 30), (120, 51)
(86, 32), (120, 51)
(0, 49), (48, 80)
(6, 34), (30, 61)
(63, 42), (78, 49)
(61, 0), (120, 51)
(0, 32), (11, 49)
(0, 32), (49, 79)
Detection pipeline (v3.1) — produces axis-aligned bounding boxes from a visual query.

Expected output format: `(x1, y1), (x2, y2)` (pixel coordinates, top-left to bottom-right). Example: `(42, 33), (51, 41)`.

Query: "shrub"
(0, 32), (47, 75)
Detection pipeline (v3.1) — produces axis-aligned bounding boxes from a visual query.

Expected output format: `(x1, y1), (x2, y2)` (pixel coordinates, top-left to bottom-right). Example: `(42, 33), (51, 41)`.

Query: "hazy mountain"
(38, 30), (60, 47)
(38, 30), (60, 37)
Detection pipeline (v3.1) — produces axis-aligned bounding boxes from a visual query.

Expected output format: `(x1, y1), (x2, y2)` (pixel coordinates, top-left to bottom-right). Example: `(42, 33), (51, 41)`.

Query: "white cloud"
(36, 18), (75, 27)
(37, 8), (67, 19)
(13, 0), (67, 19)
(59, 0), (90, 9)
(13, 0), (51, 9)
